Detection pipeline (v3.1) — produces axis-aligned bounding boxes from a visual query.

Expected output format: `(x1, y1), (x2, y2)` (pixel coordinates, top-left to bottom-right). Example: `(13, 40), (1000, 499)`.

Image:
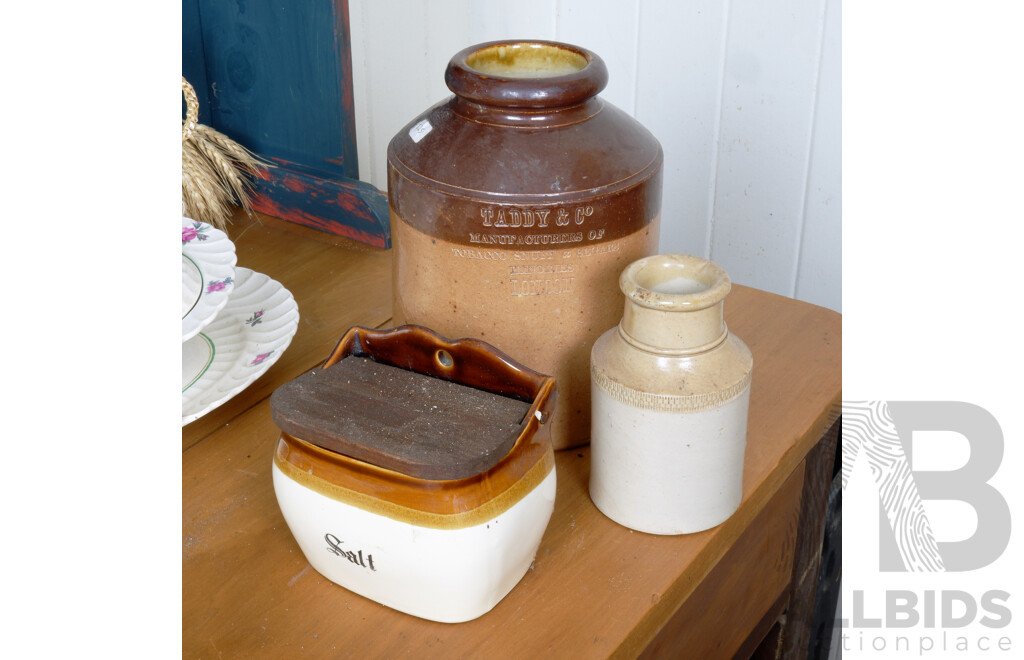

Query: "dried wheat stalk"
(181, 76), (268, 231)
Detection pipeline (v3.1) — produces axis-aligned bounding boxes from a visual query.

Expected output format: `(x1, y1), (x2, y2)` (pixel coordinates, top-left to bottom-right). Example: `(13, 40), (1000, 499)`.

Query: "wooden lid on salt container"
(270, 325), (556, 481)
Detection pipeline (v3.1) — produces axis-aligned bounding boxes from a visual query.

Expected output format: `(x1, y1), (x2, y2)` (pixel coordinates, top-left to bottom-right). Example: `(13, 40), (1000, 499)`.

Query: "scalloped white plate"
(182, 267), (299, 425)
(182, 216), (237, 342)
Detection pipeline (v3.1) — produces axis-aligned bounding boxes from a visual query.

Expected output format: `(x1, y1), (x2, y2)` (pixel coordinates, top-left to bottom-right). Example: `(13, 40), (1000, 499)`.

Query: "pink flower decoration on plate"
(182, 221), (209, 244)
(250, 351), (274, 366)
(206, 277), (233, 294)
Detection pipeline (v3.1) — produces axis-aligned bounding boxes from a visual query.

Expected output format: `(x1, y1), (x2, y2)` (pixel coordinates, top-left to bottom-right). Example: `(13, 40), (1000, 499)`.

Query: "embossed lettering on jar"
(388, 40), (663, 450)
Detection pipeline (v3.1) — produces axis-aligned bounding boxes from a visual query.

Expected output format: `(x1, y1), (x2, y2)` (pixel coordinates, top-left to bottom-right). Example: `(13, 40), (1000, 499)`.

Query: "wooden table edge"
(611, 393), (842, 657)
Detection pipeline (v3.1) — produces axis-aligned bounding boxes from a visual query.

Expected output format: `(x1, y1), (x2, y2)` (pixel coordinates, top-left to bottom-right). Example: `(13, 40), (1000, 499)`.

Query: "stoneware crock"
(270, 324), (557, 623)
(589, 254), (753, 535)
(388, 40), (663, 451)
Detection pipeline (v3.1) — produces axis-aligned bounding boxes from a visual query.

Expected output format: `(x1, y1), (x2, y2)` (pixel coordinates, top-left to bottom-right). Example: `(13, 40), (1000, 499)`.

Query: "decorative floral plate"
(182, 216), (237, 341)
(182, 267), (299, 425)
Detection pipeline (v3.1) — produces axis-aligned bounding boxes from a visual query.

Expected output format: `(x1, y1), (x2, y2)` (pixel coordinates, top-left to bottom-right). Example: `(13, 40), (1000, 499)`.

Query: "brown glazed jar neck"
(445, 40), (608, 126)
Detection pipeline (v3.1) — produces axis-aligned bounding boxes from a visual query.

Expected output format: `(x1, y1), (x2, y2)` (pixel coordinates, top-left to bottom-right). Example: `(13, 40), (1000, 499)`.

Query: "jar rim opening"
(620, 254), (732, 311)
(465, 42), (590, 78)
(446, 40), (608, 109)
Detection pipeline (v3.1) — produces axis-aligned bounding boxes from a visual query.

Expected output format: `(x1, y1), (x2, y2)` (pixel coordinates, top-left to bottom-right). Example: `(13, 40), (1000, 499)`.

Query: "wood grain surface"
(269, 356), (530, 479)
(182, 209), (841, 658)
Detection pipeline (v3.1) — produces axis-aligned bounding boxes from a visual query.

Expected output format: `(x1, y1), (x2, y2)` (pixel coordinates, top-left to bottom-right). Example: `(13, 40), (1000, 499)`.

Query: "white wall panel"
(795, 0), (841, 312)
(709, 0), (829, 298)
(349, 0), (430, 193)
(349, 0), (841, 312)
(555, 0), (640, 115)
(350, 0), (558, 188)
(635, 0), (730, 258)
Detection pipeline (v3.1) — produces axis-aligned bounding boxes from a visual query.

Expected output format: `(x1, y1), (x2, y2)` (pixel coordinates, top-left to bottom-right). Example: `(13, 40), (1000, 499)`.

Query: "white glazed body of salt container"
(272, 457), (555, 623)
(589, 254), (753, 535)
(271, 429), (556, 624)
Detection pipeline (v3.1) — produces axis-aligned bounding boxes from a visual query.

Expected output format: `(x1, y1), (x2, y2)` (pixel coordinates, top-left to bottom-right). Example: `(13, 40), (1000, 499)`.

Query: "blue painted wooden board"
(182, 0), (389, 247)
(181, 0), (211, 123)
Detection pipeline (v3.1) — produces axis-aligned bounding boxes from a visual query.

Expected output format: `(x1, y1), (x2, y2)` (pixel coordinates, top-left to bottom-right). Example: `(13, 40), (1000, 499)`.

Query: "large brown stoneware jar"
(388, 40), (663, 450)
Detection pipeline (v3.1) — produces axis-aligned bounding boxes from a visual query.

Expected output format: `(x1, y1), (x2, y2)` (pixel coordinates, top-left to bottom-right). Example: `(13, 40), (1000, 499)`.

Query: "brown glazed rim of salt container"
(272, 325), (557, 530)
(445, 40), (608, 109)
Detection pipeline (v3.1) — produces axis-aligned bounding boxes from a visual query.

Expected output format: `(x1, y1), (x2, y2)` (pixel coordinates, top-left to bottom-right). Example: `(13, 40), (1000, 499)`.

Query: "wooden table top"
(183, 210), (841, 658)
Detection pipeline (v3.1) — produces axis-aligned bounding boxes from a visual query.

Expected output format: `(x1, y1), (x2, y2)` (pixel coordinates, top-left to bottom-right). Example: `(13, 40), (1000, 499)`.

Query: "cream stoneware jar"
(589, 254), (753, 535)
(270, 325), (557, 623)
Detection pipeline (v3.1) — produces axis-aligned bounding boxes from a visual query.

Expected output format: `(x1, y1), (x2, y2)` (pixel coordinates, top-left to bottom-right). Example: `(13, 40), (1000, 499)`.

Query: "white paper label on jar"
(409, 119), (433, 143)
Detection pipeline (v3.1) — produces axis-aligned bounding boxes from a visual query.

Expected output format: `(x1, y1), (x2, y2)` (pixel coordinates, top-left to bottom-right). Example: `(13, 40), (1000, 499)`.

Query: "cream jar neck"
(616, 254), (732, 356)
(619, 302), (727, 355)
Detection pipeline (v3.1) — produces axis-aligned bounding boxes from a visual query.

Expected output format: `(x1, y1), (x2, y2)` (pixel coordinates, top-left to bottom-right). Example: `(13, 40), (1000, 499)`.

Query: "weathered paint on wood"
(251, 160), (389, 248)
(182, 0), (389, 247)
